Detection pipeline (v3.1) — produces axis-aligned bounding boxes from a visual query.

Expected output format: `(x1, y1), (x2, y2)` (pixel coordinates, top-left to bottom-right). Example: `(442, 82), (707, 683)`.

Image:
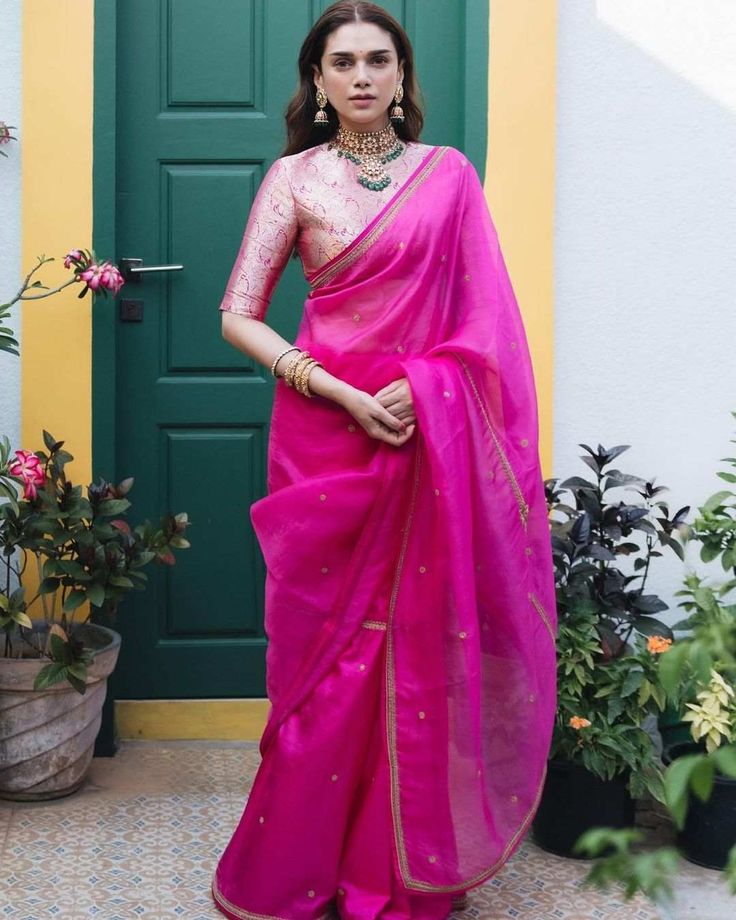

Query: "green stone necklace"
(328, 121), (405, 192)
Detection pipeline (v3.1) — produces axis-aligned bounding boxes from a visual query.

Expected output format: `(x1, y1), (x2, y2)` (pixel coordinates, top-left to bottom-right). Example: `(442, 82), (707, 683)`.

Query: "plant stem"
(33, 552), (52, 625)
(19, 277), (78, 301)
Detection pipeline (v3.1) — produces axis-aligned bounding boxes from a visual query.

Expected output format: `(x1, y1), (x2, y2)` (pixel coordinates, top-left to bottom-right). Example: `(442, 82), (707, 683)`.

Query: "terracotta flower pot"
(0, 622), (121, 800)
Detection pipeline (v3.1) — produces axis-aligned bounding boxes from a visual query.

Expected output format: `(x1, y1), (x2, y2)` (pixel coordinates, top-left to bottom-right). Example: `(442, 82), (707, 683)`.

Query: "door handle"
(119, 258), (184, 283)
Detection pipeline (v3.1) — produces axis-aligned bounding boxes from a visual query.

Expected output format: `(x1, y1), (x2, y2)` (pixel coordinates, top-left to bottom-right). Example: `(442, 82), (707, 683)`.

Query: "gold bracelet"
(302, 360), (324, 398)
(295, 358), (322, 396)
(294, 357), (317, 395)
(284, 350), (311, 388)
(271, 346), (299, 378)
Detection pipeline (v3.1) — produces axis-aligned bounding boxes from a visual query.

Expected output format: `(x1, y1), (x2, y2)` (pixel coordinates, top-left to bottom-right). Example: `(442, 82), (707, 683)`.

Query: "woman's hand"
(373, 378), (417, 427)
(339, 386), (416, 446)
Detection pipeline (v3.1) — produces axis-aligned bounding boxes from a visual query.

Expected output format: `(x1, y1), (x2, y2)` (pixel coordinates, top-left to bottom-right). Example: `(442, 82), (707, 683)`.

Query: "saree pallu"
(249, 145), (557, 894)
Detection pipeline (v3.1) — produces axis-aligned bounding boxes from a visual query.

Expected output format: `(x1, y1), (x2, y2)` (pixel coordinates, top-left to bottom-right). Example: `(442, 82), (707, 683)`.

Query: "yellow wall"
(22, 1), (94, 481)
(485, 0), (557, 477)
(22, 0), (94, 617)
(21, 0), (557, 739)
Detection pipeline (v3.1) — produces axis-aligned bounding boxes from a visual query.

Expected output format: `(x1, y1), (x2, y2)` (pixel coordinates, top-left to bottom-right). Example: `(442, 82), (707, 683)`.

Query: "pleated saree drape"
(216, 143), (557, 908)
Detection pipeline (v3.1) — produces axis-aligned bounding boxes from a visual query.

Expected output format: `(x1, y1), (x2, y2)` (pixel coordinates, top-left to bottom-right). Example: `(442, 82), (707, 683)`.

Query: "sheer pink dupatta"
(250, 146), (557, 892)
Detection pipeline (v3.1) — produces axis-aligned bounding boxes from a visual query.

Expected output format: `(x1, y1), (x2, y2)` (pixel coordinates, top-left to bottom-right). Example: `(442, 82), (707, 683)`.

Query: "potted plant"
(0, 431), (191, 801)
(571, 593), (736, 906)
(565, 416), (736, 908)
(0, 252), (191, 800)
(531, 443), (689, 857)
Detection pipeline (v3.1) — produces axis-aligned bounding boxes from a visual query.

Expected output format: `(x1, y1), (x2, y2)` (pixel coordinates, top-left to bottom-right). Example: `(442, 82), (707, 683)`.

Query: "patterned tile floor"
(0, 741), (731, 919)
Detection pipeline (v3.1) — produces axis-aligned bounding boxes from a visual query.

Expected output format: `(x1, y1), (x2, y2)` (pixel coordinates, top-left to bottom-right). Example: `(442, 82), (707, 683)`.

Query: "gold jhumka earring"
(390, 83), (405, 123)
(314, 87), (329, 126)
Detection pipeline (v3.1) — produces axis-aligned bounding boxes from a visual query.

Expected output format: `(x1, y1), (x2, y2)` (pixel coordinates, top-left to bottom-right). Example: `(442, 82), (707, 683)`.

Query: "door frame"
(91, 0), (488, 485)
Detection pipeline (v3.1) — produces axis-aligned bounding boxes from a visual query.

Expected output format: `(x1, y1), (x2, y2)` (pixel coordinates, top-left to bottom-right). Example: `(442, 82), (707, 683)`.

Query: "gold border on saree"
(211, 873), (332, 920)
(384, 446), (554, 892)
(455, 354), (530, 530)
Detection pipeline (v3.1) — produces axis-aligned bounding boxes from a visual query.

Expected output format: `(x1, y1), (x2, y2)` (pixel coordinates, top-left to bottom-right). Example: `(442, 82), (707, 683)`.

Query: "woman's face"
(313, 21), (404, 133)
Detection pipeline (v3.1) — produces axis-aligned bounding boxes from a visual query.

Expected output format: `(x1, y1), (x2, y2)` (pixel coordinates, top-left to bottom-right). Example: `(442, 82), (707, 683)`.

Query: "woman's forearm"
(221, 312), (355, 407)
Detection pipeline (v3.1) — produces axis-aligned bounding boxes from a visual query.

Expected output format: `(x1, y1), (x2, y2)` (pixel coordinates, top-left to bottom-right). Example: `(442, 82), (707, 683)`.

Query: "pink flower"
(63, 249), (85, 269)
(0, 122), (11, 145)
(98, 262), (125, 295)
(79, 263), (103, 291)
(78, 261), (124, 295)
(8, 449), (46, 500)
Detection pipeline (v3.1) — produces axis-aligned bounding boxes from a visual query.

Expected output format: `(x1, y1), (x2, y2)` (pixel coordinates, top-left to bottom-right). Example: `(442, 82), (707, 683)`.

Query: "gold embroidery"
(310, 146), (450, 289)
(211, 874), (332, 920)
(528, 591), (556, 642)
(362, 619), (388, 630)
(456, 355), (530, 529)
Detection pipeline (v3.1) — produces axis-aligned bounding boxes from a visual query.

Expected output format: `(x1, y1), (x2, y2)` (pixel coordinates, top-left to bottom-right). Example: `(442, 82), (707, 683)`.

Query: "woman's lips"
(351, 98), (375, 106)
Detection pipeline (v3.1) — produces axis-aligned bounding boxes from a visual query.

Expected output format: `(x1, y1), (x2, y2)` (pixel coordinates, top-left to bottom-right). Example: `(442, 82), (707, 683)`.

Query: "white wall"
(0, 0), (22, 451)
(553, 0), (736, 623)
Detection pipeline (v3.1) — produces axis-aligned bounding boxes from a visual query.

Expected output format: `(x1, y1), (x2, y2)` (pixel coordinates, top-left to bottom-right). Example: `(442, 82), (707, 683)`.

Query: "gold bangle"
(271, 346), (299, 378)
(303, 360), (324, 398)
(294, 357), (317, 395)
(284, 350), (310, 388)
(296, 358), (321, 396)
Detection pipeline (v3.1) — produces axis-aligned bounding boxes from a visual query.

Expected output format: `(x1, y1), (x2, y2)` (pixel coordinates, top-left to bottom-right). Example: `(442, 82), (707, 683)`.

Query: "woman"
(212, 3), (557, 919)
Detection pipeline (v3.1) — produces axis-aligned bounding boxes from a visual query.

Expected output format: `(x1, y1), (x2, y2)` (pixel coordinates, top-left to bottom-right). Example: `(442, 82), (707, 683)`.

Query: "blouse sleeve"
(219, 158), (298, 321)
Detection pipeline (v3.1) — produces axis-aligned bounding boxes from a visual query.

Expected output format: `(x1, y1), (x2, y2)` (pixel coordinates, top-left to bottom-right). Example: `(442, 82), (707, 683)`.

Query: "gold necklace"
(328, 121), (405, 191)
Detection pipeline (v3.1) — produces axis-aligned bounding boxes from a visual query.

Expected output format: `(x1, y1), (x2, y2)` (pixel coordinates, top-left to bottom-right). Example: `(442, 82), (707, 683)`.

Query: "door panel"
(111, 0), (487, 698)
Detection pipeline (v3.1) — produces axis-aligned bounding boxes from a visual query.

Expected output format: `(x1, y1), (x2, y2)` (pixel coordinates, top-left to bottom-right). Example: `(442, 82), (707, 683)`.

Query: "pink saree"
(213, 144), (557, 915)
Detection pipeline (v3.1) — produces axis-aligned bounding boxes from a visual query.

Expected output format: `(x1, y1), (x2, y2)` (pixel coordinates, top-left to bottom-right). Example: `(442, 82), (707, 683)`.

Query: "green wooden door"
(106, 0), (487, 699)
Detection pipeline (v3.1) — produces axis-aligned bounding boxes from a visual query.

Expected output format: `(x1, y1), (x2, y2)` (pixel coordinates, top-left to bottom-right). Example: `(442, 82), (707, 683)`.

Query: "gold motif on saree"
(528, 590), (556, 643)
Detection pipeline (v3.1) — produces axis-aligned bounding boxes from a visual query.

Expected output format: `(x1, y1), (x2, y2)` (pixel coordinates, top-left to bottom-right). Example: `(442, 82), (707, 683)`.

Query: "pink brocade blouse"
(218, 140), (436, 321)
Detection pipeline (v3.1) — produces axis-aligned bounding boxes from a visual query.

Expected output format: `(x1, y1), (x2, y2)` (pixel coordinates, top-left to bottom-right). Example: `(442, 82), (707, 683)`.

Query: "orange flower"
(647, 635), (673, 654)
(569, 716), (591, 730)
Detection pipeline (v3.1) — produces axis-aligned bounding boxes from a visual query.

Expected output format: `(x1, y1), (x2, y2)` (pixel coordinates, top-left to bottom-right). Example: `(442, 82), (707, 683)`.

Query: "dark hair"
(280, 0), (425, 157)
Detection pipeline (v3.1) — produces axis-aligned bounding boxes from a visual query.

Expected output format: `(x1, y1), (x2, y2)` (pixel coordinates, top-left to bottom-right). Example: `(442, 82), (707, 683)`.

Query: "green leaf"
(633, 616), (673, 638)
(658, 641), (689, 696)
(712, 745), (736, 778)
(14, 610), (33, 629)
(86, 584), (105, 607)
(689, 758), (715, 803)
(33, 662), (68, 690)
(62, 589), (87, 613)
(66, 672), (87, 695)
(702, 490), (733, 512)
(97, 499), (131, 516)
(621, 668), (645, 697)
(38, 576), (61, 594)
(67, 661), (87, 679)
(664, 753), (703, 829)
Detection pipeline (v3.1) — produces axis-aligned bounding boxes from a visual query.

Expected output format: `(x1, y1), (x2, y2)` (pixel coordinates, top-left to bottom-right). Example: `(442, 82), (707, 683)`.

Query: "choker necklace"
(328, 121), (405, 191)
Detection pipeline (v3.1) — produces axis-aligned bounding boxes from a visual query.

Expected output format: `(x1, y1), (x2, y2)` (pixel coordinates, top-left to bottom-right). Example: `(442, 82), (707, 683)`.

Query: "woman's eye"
(334, 57), (388, 68)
